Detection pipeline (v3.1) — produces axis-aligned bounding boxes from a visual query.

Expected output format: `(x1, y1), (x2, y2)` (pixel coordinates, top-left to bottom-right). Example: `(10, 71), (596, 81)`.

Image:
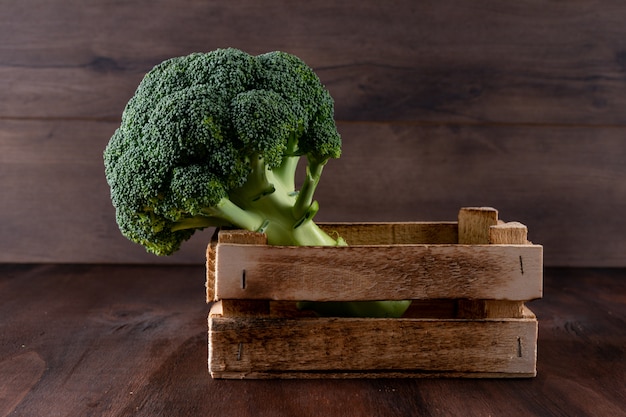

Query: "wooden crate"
(207, 207), (543, 379)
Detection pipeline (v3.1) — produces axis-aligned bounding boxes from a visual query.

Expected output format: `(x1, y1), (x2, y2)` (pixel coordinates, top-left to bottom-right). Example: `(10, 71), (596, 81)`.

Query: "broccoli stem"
(240, 178), (338, 246)
(202, 197), (267, 232)
(293, 161), (323, 221)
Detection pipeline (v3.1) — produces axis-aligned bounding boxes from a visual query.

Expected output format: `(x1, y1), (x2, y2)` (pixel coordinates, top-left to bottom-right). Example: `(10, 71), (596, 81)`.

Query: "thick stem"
(270, 154), (299, 194)
(241, 184), (339, 246)
(293, 160), (324, 220)
(288, 217), (340, 246)
(200, 197), (266, 232)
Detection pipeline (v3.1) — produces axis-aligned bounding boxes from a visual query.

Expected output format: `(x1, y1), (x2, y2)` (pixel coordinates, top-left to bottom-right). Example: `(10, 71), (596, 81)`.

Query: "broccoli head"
(104, 48), (411, 318)
(104, 48), (342, 256)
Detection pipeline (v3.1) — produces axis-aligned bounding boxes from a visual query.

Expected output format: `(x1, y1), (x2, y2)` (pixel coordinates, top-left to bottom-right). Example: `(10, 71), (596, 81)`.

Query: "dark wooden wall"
(1, 0), (625, 266)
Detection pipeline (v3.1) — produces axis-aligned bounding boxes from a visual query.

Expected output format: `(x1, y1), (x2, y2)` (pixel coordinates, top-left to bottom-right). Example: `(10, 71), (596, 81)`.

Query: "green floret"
(104, 47), (410, 318)
(104, 48), (341, 255)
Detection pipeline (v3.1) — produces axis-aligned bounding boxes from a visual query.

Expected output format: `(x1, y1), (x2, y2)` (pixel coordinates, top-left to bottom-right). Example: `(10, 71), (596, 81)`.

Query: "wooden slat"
(1, 119), (623, 266)
(217, 229), (269, 245)
(206, 230), (219, 302)
(207, 229), (268, 302)
(212, 223), (459, 247)
(214, 243), (543, 301)
(208, 316), (538, 378)
(210, 370), (537, 379)
(457, 299), (525, 320)
(214, 300), (271, 318)
(319, 222), (458, 245)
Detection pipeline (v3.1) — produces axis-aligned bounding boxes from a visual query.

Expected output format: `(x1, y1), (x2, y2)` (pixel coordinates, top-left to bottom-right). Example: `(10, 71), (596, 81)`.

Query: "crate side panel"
(206, 230), (219, 303)
(319, 222), (459, 245)
(211, 370), (538, 379)
(209, 317), (537, 375)
(215, 244), (543, 301)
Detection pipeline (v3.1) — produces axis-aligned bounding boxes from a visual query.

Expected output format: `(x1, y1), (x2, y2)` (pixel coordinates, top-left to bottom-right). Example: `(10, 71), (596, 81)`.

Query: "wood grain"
(490, 222), (529, 245)
(2, 0), (626, 266)
(207, 210), (541, 378)
(458, 207), (499, 244)
(456, 207), (528, 319)
(1, 265), (624, 416)
(0, 351), (46, 416)
(209, 316), (538, 378)
(1, 120), (623, 266)
(215, 243), (542, 301)
(320, 123), (626, 267)
(0, 119), (216, 264)
(319, 222), (459, 245)
(2, 1), (626, 125)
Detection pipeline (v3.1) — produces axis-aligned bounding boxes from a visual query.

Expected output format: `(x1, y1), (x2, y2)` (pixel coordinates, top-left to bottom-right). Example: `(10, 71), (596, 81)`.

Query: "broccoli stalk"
(172, 153), (338, 247)
(104, 48), (409, 318)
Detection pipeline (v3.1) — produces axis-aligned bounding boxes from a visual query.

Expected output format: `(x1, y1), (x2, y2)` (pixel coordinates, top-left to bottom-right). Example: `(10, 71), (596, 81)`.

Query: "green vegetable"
(104, 48), (410, 318)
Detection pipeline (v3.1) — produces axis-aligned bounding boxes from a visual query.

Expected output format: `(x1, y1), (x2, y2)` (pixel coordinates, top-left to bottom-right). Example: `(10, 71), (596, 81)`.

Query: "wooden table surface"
(1, 265), (624, 416)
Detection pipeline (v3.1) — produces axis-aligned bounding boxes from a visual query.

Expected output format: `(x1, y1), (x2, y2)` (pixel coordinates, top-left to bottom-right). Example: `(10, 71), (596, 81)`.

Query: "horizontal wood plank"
(218, 222), (459, 246)
(2, 0), (626, 125)
(215, 243), (543, 301)
(1, 119), (624, 266)
(209, 316), (537, 377)
(319, 222), (458, 245)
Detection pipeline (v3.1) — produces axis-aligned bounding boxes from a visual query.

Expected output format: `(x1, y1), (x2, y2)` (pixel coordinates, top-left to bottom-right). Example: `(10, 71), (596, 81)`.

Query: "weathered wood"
(208, 316), (538, 378)
(208, 211), (542, 378)
(457, 211), (530, 319)
(487, 222), (530, 316)
(319, 222), (458, 245)
(220, 300), (271, 317)
(214, 242), (543, 301)
(0, 351), (46, 416)
(458, 207), (499, 244)
(217, 229), (269, 245)
(457, 299), (525, 320)
(207, 229), (268, 302)
(490, 222), (529, 245)
(206, 230), (219, 302)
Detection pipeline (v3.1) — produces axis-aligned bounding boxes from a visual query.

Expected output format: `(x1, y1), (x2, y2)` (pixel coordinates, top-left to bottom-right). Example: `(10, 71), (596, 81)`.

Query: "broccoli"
(104, 48), (410, 318)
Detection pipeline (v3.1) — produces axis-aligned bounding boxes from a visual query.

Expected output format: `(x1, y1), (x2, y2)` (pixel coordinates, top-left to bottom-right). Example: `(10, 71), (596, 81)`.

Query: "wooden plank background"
(1, 0), (625, 266)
